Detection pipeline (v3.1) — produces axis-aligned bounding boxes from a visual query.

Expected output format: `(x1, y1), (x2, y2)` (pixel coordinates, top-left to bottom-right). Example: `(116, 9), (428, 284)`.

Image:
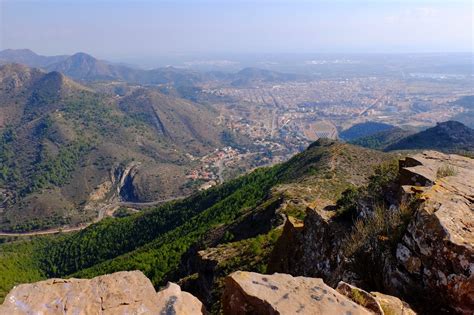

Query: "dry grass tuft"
(436, 163), (458, 178)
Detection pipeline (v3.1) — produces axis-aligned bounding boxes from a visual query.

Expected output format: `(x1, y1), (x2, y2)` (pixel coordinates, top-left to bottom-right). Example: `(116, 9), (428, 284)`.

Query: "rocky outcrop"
(177, 196), (285, 307)
(268, 150), (473, 313)
(223, 271), (378, 314)
(268, 207), (347, 286)
(0, 271), (205, 315)
(392, 151), (474, 313)
(267, 216), (304, 274)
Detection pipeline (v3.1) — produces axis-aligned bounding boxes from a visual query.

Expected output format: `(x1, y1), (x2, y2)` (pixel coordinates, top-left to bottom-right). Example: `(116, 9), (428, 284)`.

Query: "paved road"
(0, 196), (184, 237)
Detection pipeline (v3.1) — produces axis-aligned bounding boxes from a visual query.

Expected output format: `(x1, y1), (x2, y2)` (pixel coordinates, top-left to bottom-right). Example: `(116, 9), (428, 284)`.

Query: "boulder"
(222, 271), (372, 315)
(0, 270), (205, 315)
(336, 281), (384, 315)
(370, 292), (416, 315)
(336, 281), (417, 315)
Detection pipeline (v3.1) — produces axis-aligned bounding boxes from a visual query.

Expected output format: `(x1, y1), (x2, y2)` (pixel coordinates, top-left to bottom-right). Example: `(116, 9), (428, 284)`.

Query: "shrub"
(436, 164), (458, 178)
(343, 201), (415, 257)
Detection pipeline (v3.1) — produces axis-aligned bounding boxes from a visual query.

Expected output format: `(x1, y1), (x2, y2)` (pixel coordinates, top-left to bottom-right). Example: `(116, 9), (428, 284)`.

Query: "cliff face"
(0, 271), (205, 315)
(269, 151), (474, 313)
(393, 151), (474, 313)
(267, 209), (346, 286)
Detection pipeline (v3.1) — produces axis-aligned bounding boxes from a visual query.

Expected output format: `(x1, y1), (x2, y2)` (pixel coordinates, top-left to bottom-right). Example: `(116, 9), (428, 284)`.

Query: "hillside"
(230, 67), (308, 87)
(385, 120), (474, 152)
(339, 121), (396, 141)
(349, 126), (415, 150)
(0, 139), (391, 309)
(1, 142), (472, 313)
(0, 64), (229, 232)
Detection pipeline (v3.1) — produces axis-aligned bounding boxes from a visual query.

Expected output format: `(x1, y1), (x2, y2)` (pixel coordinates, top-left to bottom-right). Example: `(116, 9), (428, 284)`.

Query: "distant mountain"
(45, 52), (129, 81)
(350, 126), (415, 150)
(385, 121), (474, 152)
(340, 121), (396, 141)
(0, 64), (230, 232)
(0, 50), (207, 85)
(0, 50), (308, 89)
(230, 67), (307, 87)
(0, 49), (68, 67)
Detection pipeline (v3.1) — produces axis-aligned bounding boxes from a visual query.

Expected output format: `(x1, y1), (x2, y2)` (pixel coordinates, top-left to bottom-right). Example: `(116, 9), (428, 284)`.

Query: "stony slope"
(269, 150), (474, 313)
(0, 269), (418, 315)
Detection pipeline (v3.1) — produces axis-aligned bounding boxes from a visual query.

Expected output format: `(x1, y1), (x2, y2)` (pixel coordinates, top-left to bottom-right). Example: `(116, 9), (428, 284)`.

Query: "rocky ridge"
(268, 150), (474, 313)
(394, 151), (474, 313)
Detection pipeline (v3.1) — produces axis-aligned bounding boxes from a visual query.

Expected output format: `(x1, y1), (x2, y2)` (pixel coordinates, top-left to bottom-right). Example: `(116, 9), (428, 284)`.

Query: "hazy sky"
(1, 0), (472, 60)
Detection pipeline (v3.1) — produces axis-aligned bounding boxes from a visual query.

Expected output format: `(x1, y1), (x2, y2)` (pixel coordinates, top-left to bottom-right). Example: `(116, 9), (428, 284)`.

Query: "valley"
(1, 0), (473, 313)
(0, 51), (473, 234)
(0, 50), (473, 314)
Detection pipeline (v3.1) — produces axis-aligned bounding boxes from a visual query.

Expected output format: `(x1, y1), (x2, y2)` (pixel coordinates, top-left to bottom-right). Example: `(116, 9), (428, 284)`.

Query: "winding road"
(0, 196), (184, 237)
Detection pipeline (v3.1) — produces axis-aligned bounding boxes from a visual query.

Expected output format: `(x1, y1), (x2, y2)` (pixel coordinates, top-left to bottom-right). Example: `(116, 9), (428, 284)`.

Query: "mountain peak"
(70, 52), (97, 61)
(386, 120), (474, 152)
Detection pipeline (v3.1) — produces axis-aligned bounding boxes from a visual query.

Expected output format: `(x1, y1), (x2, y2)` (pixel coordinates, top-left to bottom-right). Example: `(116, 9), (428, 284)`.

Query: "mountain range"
(0, 49), (306, 86)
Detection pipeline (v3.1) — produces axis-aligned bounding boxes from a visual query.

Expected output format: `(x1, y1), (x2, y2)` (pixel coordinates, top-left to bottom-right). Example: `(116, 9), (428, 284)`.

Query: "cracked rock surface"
(222, 271), (372, 315)
(395, 151), (474, 313)
(0, 270), (205, 315)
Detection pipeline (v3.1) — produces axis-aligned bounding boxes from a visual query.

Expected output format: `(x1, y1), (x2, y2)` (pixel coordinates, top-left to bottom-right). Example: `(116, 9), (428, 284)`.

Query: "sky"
(0, 0), (472, 62)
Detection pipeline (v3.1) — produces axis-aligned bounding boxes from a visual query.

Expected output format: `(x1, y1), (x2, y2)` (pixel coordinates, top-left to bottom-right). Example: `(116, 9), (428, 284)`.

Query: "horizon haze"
(1, 0), (472, 67)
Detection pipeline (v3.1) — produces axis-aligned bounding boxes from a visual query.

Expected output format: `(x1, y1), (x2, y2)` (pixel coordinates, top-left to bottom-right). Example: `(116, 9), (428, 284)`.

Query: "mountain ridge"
(0, 64), (230, 232)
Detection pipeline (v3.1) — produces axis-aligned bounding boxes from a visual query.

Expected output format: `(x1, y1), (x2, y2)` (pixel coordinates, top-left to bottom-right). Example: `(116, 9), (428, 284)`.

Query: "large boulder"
(392, 151), (474, 314)
(0, 270), (205, 315)
(222, 271), (372, 315)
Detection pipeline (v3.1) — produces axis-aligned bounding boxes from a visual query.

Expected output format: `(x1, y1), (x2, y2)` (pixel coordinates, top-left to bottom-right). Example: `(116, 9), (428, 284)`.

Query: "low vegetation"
(436, 163), (458, 178)
(0, 238), (50, 302)
(0, 140), (392, 305)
